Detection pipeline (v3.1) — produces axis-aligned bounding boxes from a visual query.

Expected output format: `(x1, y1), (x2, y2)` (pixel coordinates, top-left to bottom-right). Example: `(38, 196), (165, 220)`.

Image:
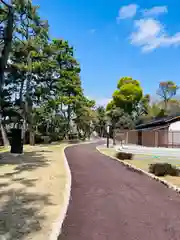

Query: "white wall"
(168, 121), (180, 146)
(169, 121), (180, 131)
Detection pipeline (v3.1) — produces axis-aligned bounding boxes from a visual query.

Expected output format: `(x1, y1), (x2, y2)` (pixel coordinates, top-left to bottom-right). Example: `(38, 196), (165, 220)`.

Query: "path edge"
(49, 140), (100, 240)
(96, 146), (180, 195)
(49, 145), (72, 240)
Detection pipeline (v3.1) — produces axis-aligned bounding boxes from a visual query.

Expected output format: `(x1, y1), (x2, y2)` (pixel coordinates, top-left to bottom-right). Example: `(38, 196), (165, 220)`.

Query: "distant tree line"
(105, 77), (179, 133)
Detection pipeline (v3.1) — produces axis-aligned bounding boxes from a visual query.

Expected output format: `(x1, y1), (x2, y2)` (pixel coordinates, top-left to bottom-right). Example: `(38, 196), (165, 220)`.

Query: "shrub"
(35, 133), (44, 144)
(49, 133), (62, 142)
(149, 163), (179, 177)
(42, 136), (51, 144)
(69, 139), (80, 144)
(116, 151), (133, 160)
(68, 133), (78, 140)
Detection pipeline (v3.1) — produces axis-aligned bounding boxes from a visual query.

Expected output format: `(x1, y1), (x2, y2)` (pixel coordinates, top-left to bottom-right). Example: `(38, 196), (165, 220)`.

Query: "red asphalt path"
(60, 142), (180, 240)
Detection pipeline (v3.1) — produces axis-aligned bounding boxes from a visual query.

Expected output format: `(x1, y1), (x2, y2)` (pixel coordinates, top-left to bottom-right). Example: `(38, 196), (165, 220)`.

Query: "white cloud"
(117, 4), (138, 21)
(142, 6), (168, 17)
(130, 18), (180, 52)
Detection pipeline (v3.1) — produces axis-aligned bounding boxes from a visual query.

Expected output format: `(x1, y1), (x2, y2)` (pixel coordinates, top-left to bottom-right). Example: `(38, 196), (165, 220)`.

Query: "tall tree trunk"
(17, 79), (25, 129)
(113, 127), (116, 146)
(164, 99), (168, 112)
(0, 119), (9, 146)
(28, 103), (35, 145)
(102, 128), (104, 138)
(25, 53), (35, 145)
(19, 79), (24, 104)
(67, 104), (71, 134)
(0, 5), (13, 89)
(0, 5), (13, 146)
(29, 129), (35, 146)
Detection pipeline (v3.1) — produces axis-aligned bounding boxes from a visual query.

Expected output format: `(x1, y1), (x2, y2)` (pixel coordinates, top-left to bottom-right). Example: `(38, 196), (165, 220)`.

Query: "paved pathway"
(60, 143), (180, 240)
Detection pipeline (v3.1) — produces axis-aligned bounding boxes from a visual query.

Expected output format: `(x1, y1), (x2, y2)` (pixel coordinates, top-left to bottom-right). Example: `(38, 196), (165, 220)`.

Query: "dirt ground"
(0, 143), (69, 240)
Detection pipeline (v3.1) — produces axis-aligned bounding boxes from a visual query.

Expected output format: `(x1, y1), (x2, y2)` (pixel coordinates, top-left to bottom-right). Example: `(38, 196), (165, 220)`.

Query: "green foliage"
(157, 81), (179, 110)
(107, 77), (149, 129)
(68, 133), (79, 141)
(107, 78), (180, 127)
(112, 77), (143, 114)
(106, 100), (115, 111)
(137, 97), (180, 125)
(136, 94), (150, 117)
(95, 106), (106, 137)
(106, 107), (134, 130)
(2, 1), (180, 146)
(0, 0), (97, 145)
(149, 102), (162, 118)
(74, 97), (96, 139)
(167, 99), (180, 116)
(116, 151), (133, 160)
(149, 163), (179, 177)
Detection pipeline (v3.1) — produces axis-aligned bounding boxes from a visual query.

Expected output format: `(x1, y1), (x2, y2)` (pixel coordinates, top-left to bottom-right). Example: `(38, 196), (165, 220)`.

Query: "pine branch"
(0, 6), (8, 14)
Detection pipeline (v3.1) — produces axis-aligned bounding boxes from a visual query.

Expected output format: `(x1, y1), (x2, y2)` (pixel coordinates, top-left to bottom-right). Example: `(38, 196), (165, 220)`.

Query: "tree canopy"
(112, 77), (143, 114)
(1, 0), (180, 145)
(157, 81), (179, 110)
(107, 78), (180, 128)
(0, 0), (99, 145)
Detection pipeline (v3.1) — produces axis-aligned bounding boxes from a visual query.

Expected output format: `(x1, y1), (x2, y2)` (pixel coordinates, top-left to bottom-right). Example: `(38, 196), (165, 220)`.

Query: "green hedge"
(116, 151), (133, 160)
(149, 163), (179, 177)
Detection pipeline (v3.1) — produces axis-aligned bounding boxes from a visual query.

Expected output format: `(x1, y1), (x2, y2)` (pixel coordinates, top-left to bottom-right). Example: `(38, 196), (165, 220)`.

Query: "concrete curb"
(49, 146), (72, 240)
(96, 146), (180, 195)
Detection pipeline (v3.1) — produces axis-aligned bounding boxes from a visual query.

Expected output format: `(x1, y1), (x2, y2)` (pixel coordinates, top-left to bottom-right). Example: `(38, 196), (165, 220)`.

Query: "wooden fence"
(115, 129), (180, 148)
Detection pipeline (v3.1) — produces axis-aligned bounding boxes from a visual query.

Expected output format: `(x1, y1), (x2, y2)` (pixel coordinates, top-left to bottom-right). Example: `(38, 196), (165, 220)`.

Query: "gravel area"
(0, 144), (69, 240)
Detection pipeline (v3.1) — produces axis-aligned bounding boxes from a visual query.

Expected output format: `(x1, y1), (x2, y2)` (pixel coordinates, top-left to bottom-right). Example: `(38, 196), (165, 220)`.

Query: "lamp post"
(106, 124), (110, 148)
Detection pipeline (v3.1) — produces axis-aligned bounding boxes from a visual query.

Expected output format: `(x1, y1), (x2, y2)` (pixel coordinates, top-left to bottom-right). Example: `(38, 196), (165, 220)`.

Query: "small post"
(155, 131), (158, 147)
(126, 131), (129, 144)
(107, 125), (110, 148)
(172, 131), (174, 148)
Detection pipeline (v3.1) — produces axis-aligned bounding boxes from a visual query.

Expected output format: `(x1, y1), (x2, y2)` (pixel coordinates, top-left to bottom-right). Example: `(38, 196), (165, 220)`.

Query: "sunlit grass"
(99, 148), (151, 171)
(99, 147), (180, 188)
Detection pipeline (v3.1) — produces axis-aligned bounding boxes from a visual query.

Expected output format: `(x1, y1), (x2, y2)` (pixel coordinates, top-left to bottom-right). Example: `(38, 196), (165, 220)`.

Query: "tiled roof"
(136, 115), (180, 130)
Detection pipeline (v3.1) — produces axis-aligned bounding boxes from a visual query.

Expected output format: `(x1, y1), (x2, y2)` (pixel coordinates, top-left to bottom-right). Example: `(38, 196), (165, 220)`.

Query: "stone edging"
(49, 146), (72, 240)
(96, 146), (180, 195)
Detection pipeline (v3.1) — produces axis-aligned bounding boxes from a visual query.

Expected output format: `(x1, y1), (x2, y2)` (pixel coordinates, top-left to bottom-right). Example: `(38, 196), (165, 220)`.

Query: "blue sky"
(34, 0), (180, 105)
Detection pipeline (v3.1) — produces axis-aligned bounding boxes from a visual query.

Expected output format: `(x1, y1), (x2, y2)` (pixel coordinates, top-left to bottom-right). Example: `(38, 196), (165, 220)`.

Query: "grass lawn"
(0, 143), (70, 240)
(99, 147), (180, 188)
